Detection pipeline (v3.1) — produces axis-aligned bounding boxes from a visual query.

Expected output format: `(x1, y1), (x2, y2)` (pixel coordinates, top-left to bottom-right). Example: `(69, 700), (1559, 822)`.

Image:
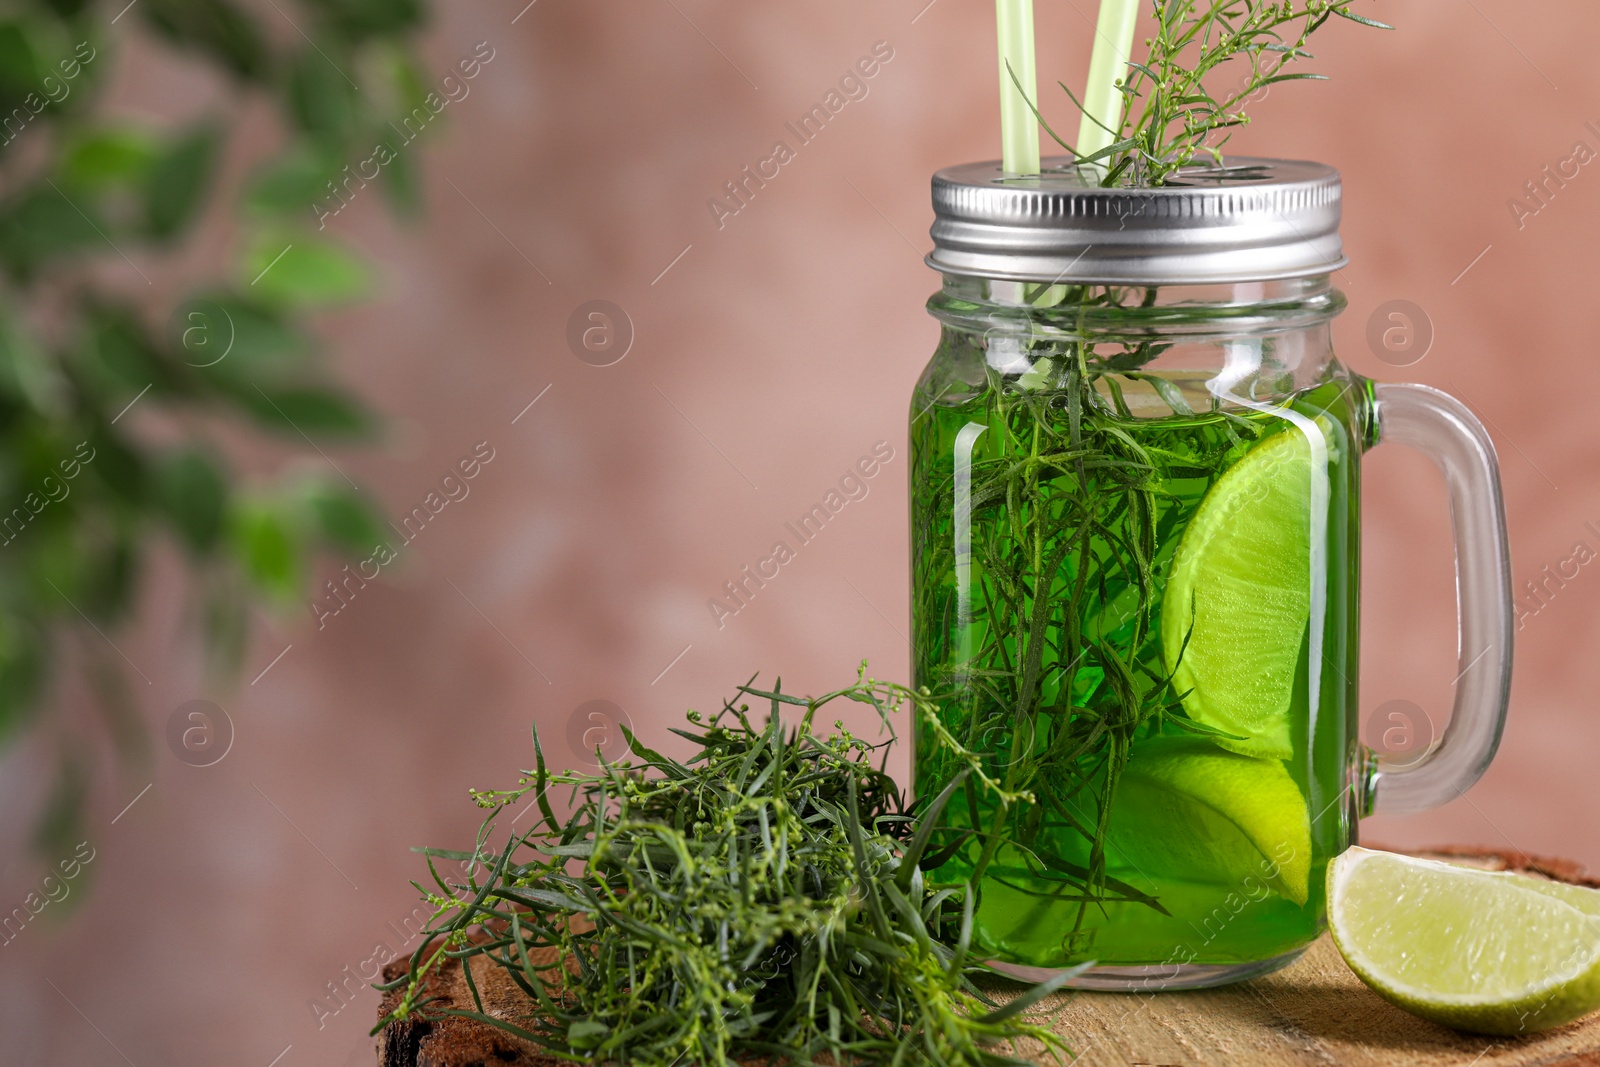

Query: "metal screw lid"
(927, 155), (1345, 285)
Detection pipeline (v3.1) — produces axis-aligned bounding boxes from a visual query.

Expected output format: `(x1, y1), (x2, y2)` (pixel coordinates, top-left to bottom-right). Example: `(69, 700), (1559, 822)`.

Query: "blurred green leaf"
(169, 293), (311, 379)
(0, 312), (65, 413)
(230, 498), (305, 601)
(236, 383), (374, 438)
(287, 46), (358, 148)
(389, 48), (430, 112)
(145, 125), (221, 239)
(81, 304), (179, 398)
(140, 0), (269, 82)
(30, 752), (84, 855)
(155, 448), (227, 554)
(81, 426), (143, 507)
(40, 0), (92, 18)
(304, 0), (426, 40)
(0, 615), (45, 747)
(382, 135), (421, 218)
(0, 184), (109, 280)
(304, 480), (385, 555)
(11, 428), (87, 506)
(76, 523), (139, 622)
(0, 30), (102, 139)
(0, 22), (47, 103)
(245, 145), (338, 218)
(242, 232), (370, 305)
(62, 128), (158, 189)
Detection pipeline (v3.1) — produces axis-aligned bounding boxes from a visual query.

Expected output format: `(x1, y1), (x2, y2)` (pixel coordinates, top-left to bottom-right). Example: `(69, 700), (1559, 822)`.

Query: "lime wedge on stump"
(1161, 426), (1313, 760)
(1109, 736), (1311, 904)
(1328, 846), (1600, 1035)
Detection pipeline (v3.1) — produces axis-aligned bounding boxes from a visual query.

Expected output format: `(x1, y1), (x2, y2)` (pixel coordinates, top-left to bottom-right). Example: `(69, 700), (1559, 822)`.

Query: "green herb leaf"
(154, 448), (228, 554)
(236, 383), (373, 438)
(303, 480), (386, 555)
(62, 129), (159, 189)
(229, 497), (304, 601)
(145, 125), (221, 239)
(141, 0), (271, 82)
(1331, 8), (1393, 29)
(242, 233), (370, 306)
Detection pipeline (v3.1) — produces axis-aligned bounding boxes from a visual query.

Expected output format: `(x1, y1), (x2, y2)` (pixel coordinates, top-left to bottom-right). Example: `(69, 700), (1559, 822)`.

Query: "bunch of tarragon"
(373, 667), (1078, 1066)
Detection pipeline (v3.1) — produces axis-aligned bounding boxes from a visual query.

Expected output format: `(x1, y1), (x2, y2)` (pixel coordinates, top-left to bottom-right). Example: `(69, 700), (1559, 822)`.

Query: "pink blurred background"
(4, 1), (1598, 1062)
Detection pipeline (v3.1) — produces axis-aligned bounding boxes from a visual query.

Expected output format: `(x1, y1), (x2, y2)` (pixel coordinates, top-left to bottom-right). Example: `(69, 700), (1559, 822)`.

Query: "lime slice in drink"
(1162, 426), (1312, 759)
(1328, 846), (1600, 1035)
(1109, 736), (1311, 905)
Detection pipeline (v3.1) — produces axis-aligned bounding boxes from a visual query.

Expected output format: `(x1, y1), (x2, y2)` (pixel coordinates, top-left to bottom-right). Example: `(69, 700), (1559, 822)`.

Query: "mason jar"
(908, 157), (1514, 989)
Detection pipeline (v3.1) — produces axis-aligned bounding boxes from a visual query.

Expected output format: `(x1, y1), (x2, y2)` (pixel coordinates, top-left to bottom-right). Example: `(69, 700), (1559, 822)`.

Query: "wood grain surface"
(374, 847), (1600, 1066)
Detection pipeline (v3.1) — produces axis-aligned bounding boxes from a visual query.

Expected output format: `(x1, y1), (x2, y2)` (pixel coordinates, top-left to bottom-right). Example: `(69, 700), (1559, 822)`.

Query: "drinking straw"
(995, 0), (1040, 175)
(1076, 0), (1139, 161)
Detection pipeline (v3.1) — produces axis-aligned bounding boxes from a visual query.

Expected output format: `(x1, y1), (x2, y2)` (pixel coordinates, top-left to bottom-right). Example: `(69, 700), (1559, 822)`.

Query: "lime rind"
(1161, 427), (1314, 760)
(1328, 847), (1600, 1035)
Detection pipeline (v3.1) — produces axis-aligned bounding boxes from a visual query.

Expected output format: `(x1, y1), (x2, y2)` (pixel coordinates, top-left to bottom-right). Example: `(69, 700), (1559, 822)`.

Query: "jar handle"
(1365, 382), (1514, 815)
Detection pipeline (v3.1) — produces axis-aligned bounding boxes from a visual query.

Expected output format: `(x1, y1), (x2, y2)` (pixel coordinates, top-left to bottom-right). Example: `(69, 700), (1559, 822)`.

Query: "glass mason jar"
(909, 158), (1513, 990)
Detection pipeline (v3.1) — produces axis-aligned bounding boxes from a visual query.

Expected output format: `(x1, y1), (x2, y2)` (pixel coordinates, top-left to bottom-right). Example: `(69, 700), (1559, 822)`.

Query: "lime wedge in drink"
(1162, 426), (1312, 759)
(1328, 846), (1600, 1035)
(1108, 736), (1311, 904)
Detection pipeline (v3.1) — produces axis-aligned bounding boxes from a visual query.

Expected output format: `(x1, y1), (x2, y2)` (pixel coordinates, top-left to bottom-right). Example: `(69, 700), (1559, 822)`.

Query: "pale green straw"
(1077, 0), (1139, 162)
(995, 0), (1040, 175)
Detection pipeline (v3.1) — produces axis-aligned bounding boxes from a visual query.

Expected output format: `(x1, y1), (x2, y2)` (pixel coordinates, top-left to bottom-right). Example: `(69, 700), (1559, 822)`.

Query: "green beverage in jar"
(909, 159), (1514, 989)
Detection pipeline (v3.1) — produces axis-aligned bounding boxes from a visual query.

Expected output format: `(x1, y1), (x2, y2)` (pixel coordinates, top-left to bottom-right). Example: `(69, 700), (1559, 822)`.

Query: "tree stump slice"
(375, 847), (1600, 1066)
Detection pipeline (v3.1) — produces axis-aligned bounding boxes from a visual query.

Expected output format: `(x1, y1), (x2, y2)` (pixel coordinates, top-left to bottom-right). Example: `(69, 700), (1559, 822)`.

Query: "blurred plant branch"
(0, 0), (436, 858)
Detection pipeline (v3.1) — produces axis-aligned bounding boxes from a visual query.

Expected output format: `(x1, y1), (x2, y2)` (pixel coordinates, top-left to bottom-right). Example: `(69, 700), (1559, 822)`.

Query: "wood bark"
(374, 847), (1600, 1066)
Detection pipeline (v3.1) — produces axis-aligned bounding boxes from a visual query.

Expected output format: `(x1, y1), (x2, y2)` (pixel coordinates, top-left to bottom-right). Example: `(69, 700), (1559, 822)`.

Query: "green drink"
(909, 158), (1514, 989)
(911, 369), (1362, 974)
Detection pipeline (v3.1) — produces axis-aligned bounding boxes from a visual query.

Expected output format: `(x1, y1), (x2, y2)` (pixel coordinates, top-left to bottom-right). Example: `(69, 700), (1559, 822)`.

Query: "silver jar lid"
(927, 156), (1345, 285)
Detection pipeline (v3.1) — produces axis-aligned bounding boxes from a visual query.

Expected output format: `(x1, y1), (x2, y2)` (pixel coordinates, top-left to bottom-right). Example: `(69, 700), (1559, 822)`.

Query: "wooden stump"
(374, 848), (1600, 1066)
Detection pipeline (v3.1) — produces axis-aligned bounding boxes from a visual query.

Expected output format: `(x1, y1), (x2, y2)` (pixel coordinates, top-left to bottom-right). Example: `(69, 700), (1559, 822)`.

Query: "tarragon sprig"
(1034, 1), (1391, 185)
